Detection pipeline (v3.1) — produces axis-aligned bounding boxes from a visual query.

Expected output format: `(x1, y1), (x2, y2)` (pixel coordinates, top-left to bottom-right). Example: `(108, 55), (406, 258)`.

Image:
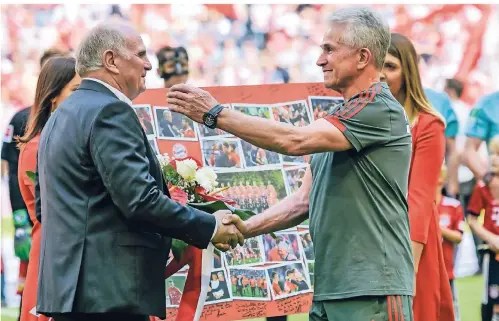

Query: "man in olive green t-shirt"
(166, 6), (415, 321)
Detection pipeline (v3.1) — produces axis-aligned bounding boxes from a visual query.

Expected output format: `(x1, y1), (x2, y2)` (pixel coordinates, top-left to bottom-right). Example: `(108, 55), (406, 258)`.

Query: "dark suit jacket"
(35, 80), (216, 318)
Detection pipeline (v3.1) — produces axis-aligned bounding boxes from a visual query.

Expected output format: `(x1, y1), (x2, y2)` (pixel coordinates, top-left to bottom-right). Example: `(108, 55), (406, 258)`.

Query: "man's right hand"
(211, 210), (245, 251)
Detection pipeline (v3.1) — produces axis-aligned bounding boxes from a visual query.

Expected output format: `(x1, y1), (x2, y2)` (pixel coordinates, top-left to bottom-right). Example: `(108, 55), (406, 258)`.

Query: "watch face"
(205, 114), (216, 127)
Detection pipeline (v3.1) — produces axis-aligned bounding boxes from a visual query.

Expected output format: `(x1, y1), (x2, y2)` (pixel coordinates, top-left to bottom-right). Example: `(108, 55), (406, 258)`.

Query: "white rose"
(195, 167), (218, 192)
(176, 159), (198, 182)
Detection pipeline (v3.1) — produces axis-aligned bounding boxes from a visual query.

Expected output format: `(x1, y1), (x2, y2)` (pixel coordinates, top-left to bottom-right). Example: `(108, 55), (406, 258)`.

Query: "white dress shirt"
(85, 78), (133, 106)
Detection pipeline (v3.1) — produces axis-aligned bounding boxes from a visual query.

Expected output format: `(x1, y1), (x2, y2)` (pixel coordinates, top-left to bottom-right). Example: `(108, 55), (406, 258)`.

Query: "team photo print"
(263, 232), (302, 263)
(206, 269), (232, 305)
(284, 165), (308, 195)
(267, 262), (311, 300)
(270, 100), (312, 164)
(213, 248), (223, 269)
(271, 100), (311, 127)
(196, 104), (232, 138)
(307, 96), (344, 120)
(200, 138), (244, 169)
(165, 274), (187, 307)
(240, 140), (281, 168)
(154, 106), (198, 141)
(232, 104), (273, 119)
(132, 104), (156, 137)
(307, 261), (315, 290)
(299, 231), (314, 260)
(214, 168), (288, 213)
(224, 237), (265, 267)
(228, 267), (270, 301)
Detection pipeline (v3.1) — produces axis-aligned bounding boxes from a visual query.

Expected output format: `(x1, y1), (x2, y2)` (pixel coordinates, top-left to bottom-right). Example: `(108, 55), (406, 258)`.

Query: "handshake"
(211, 210), (249, 252)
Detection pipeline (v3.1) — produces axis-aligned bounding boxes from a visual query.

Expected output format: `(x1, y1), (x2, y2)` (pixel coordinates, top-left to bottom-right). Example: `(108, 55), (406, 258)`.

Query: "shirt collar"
(84, 78), (133, 106)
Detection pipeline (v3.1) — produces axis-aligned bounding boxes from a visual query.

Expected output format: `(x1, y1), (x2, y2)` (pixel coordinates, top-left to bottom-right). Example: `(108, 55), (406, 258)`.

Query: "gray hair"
(328, 6), (390, 69)
(75, 23), (131, 76)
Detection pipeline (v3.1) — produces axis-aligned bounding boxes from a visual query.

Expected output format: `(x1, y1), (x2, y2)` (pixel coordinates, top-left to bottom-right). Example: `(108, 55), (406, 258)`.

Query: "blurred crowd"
(1, 3), (499, 113)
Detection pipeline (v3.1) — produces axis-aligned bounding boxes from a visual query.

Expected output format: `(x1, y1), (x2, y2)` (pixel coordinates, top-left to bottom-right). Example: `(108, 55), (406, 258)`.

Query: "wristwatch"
(203, 104), (225, 129)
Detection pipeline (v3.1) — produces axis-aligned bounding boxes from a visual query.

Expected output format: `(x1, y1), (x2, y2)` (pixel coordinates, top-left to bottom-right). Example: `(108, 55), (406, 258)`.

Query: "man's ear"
(103, 50), (119, 75)
(357, 48), (372, 70)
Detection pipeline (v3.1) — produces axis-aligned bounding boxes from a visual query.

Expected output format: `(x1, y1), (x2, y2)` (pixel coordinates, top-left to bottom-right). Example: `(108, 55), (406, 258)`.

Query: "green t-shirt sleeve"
(325, 98), (394, 152)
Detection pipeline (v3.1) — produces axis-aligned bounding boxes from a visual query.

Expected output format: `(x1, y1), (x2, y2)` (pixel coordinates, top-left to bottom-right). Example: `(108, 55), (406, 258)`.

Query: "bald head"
(75, 21), (139, 77)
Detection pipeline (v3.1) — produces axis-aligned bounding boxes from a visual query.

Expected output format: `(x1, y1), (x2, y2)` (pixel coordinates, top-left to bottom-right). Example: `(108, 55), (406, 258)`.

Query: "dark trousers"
(51, 313), (149, 321)
(267, 316), (288, 321)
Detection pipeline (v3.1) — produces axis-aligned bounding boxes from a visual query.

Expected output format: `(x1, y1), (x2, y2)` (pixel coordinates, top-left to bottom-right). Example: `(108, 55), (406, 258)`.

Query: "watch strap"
(208, 104), (225, 116)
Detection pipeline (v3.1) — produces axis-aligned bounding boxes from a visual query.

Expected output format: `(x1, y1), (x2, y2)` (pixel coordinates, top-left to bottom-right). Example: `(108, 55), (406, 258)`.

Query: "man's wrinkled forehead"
(126, 34), (146, 52)
(321, 25), (348, 47)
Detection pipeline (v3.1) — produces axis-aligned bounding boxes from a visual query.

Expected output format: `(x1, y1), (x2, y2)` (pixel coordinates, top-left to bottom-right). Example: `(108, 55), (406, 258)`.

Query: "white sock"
(492, 312), (499, 321)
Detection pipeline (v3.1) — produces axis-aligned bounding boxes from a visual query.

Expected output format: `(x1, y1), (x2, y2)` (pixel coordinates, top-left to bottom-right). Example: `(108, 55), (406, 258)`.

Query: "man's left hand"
(167, 84), (219, 123)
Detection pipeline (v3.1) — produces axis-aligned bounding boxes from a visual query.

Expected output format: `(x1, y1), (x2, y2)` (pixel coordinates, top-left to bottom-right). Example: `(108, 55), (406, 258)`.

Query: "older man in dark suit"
(34, 21), (244, 321)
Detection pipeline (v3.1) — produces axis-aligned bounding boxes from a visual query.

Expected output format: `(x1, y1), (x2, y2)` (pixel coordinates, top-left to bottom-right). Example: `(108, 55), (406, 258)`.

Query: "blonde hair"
(388, 33), (445, 126)
(489, 135), (499, 154)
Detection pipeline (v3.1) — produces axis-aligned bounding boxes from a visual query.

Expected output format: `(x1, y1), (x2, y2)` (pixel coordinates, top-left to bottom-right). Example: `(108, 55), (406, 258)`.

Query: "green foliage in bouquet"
(26, 171), (36, 183)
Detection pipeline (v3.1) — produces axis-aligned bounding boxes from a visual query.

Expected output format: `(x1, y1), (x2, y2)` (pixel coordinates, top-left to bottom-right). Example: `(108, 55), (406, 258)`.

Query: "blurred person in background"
(466, 135), (499, 321)
(444, 78), (477, 210)
(1, 48), (65, 320)
(424, 86), (460, 201)
(381, 32), (454, 321)
(156, 46), (189, 88)
(17, 56), (81, 321)
(444, 78), (487, 281)
(464, 89), (499, 321)
(436, 164), (464, 321)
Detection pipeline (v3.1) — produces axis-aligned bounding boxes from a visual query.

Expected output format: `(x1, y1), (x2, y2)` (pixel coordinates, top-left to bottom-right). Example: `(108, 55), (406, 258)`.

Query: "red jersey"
(438, 196), (465, 280)
(272, 282), (282, 295)
(467, 180), (499, 236)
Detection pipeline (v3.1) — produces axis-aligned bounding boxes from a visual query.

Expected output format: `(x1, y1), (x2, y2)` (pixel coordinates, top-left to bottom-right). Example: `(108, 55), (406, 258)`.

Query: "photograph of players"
(196, 104), (232, 138)
(270, 100), (312, 164)
(154, 106), (198, 141)
(270, 100), (311, 126)
(232, 104), (272, 119)
(307, 261), (315, 290)
(213, 248), (223, 269)
(224, 237), (264, 267)
(307, 96), (344, 120)
(165, 274), (187, 307)
(228, 267), (270, 301)
(262, 232), (302, 263)
(214, 168), (287, 213)
(240, 140), (281, 168)
(206, 269), (232, 305)
(201, 138), (244, 169)
(299, 231), (314, 261)
(132, 104), (156, 137)
(267, 262), (312, 300)
(148, 138), (160, 155)
(284, 165), (307, 195)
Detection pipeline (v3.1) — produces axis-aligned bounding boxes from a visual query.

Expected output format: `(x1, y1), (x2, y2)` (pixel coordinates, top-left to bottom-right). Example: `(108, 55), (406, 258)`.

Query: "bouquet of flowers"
(158, 154), (267, 321)
(157, 154), (258, 262)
